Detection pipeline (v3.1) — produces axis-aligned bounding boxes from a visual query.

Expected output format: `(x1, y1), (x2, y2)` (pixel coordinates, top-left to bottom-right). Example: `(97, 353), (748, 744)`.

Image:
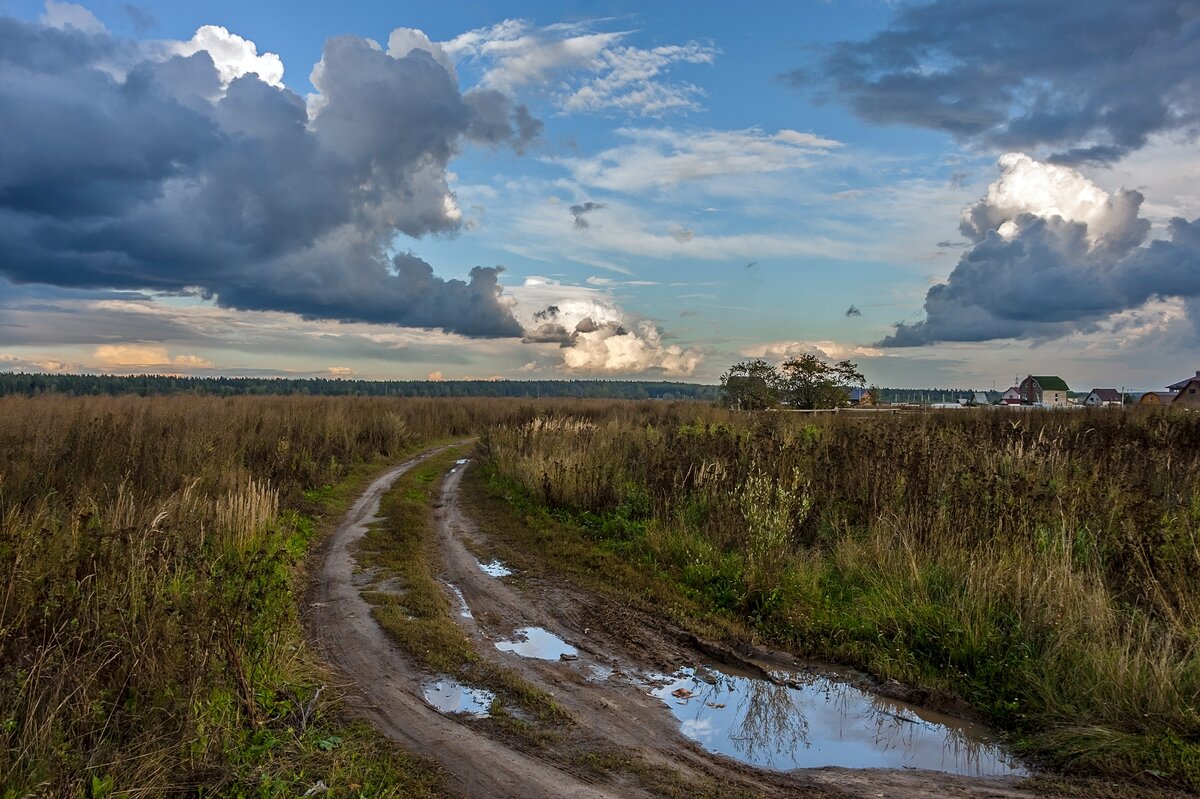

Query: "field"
(0, 395), (538, 797)
(477, 405), (1200, 789)
(1, 395), (1198, 795)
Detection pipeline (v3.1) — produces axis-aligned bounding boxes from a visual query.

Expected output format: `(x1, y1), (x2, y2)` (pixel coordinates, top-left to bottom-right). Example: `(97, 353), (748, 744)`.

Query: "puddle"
(422, 678), (495, 717)
(455, 458), (470, 465)
(350, 566), (380, 588)
(477, 558), (513, 577)
(587, 663), (615, 682)
(650, 665), (1025, 777)
(494, 626), (578, 660)
(445, 582), (473, 620)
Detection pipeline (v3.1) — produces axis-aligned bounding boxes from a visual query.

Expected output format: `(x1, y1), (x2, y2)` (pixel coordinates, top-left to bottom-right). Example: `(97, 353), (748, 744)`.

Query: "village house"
(1167, 370), (1200, 393)
(1173, 377), (1200, 408)
(1019, 375), (1071, 406)
(1139, 391), (1177, 406)
(1084, 388), (1122, 408)
(848, 387), (873, 406)
(1000, 385), (1022, 405)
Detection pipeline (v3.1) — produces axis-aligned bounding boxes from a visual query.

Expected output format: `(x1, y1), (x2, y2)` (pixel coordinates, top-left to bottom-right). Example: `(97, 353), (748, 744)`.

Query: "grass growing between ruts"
(353, 446), (571, 747)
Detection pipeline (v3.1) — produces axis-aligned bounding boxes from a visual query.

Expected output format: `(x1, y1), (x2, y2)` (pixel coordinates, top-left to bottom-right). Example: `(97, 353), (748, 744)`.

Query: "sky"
(1, 0), (1198, 390)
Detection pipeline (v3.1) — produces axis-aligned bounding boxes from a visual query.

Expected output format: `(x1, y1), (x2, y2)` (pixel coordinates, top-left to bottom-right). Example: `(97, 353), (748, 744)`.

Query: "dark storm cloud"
(569, 201), (605, 229)
(794, 0), (1200, 162)
(0, 15), (539, 337)
(880, 213), (1200, 346)
(0, 279), (479, 365)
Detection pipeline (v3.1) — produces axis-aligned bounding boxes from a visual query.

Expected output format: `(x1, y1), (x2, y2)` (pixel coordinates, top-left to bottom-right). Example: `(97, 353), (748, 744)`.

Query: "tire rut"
(311, 447), (1046, 799)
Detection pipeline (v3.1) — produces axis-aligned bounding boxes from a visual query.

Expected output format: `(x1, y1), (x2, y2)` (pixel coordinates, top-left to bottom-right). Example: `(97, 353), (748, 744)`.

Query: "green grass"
(474, 409), (1200, 795)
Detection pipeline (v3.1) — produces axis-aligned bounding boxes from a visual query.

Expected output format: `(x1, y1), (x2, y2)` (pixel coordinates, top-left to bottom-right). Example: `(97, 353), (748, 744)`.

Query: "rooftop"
(1029, 375), (1070, 392)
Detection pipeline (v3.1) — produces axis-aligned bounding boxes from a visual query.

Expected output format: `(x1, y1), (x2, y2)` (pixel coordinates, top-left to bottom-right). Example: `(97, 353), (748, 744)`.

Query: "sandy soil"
(308, 446), (1049, 799)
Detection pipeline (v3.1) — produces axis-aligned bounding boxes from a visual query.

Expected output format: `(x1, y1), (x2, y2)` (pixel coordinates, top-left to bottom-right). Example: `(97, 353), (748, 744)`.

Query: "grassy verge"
(201, 441), (464, 798)
(467, 451), (1199, 798)
(352, 446), (571, 747)
(0, 399), (463, 798)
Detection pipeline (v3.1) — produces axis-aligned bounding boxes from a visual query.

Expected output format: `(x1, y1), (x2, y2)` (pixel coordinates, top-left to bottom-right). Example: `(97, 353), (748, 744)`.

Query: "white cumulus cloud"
(511, 277), (703, 376)
(169, 25), (285, 88)
(961, 152), (1147, 249)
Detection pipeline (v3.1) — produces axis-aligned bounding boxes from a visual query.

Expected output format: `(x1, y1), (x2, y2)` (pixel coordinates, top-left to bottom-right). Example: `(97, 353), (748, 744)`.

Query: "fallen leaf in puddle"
(706, 702), (726, 708)
(671, 688), (694, 699)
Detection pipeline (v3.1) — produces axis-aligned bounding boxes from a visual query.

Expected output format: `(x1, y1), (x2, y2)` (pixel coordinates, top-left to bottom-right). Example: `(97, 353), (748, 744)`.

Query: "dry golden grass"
(0, 394), (576, 796)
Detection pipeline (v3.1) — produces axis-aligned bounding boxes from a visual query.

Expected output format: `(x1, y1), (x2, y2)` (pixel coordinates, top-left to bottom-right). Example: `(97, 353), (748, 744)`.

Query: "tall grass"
(479, 407), (1200, 786)
(0, 395), (559, 796)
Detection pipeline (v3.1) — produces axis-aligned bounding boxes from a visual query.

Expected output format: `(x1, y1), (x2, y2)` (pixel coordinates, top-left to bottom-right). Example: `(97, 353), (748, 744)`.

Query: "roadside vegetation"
(477, 405), (1200, 791)
(0, 395), (518, 797)
(5, 392), (1198, 795)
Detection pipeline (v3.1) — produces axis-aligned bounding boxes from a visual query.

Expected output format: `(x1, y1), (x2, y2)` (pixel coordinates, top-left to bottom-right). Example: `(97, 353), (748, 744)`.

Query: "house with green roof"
(1019, 375), (1071, 406)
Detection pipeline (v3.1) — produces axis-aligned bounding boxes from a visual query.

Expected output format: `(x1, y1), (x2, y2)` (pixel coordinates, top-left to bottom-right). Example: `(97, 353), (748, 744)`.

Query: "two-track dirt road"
(308, 444), (1044, 799)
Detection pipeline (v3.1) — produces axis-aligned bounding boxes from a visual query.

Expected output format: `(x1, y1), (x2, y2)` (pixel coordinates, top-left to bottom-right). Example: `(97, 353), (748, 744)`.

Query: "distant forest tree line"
(0, 370), (994, 404)
(0, 372), (722, 401)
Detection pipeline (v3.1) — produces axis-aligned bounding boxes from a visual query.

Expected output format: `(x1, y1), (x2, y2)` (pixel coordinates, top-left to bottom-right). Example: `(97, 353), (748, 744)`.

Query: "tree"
(720, 359), (780, 410)
(778, 354), (865, 410)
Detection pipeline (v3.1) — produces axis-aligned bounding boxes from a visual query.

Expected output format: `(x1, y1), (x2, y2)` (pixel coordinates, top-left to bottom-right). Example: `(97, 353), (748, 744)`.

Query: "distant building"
(1167, 370), (1200, 393)
(848, 387), (873, 406)
(1139, 392), (1177, 406)
(966, 391), (991, 406)
(1000, 386), (1022, 405)
(1173, 378), (1200, 407)
(1020, 375), (1071, 406)
(1084, 388), (1123, 408)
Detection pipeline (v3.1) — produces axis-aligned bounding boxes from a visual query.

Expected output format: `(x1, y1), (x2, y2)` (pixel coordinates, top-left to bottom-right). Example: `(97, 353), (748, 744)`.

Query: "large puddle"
(650, 665), (1025, 777)
(423, 678), (495, 717)
(494, 626), (578, 660)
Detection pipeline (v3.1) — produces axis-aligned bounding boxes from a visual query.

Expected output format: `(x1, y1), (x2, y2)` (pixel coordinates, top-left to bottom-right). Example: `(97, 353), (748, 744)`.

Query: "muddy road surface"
(309, 445), (1046, 799)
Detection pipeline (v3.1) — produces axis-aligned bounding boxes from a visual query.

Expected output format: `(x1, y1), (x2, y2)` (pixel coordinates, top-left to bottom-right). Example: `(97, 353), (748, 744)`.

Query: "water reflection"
(423, 678), (494, 717)
(650, 666), (1025, 776)
(494, 626), (578, 660)
(477, 558), (514, 577)
(444, 582), (473, 619)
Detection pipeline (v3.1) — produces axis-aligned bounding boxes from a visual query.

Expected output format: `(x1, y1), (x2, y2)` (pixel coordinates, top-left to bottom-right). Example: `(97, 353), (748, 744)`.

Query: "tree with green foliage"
(778, 354), (865, 409)
(719, 359), (780, 410)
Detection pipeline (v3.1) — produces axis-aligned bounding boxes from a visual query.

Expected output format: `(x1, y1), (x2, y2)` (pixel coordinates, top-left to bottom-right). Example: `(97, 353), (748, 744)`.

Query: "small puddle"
(495, 626), (578, 660)
(650, 665), (1025, 776)
(449, 459), (470, 475)
(445, 582), (473, 620)
(422, 678), (495, 717)
(477, 558), (513, 577)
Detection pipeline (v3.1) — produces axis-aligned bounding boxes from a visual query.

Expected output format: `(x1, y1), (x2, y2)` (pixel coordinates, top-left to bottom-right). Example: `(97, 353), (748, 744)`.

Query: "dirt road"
(309, 445), (1045, 799)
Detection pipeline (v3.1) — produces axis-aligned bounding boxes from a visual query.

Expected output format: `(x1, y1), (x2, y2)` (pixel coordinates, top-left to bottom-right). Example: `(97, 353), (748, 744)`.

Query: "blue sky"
(1, 0), (1198, 389)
